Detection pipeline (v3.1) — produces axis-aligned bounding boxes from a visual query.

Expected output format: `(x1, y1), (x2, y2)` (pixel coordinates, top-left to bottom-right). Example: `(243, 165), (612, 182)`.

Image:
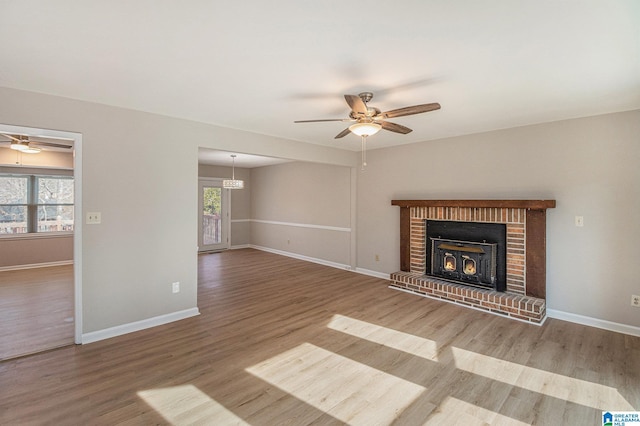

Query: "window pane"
(0, 176), (28, 204)
(37, 205), (74, 232)
(38, 177), (74, 204)
(0, 205), (28, 234)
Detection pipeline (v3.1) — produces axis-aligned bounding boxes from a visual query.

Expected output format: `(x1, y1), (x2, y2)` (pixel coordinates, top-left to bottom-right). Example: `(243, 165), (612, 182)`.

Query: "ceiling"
(198, 149), (291, 168)
(0, 1), (638, 153)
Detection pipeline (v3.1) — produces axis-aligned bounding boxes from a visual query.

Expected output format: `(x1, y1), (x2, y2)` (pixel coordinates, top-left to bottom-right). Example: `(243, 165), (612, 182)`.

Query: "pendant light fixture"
(222, 154), (244, 189)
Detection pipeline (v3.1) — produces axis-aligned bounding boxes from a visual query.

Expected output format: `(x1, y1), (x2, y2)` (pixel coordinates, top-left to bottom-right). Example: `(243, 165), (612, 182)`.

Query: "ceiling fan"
(0, 133), (73, 153)
(294, 92), (441, 139)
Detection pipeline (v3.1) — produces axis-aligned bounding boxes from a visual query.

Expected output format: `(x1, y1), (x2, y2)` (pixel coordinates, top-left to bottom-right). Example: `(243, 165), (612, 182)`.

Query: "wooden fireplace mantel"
(392, 199), (556, 299)
(391, 199), (556, 209)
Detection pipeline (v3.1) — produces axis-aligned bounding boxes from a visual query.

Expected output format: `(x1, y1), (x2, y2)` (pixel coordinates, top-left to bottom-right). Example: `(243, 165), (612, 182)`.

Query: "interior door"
(198, 178), (229, 252)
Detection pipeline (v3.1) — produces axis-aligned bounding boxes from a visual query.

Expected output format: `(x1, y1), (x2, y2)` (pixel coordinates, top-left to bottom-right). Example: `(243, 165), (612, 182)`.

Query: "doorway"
(0, 123), (82, 359)
(198, 178), (229, 252)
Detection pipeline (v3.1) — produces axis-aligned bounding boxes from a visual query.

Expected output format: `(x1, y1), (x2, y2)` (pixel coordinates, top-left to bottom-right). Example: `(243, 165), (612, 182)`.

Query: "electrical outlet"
(375, 254), (380, 262)
(86, 212), (101, 224)
(172, 282), (180, 293)
(632, 295), (640, 307)
(575, 216), (584, 227)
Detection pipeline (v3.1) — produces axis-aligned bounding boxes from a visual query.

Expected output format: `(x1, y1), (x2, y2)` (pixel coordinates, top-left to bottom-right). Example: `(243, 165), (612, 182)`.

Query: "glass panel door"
(198, 178), (229, 252)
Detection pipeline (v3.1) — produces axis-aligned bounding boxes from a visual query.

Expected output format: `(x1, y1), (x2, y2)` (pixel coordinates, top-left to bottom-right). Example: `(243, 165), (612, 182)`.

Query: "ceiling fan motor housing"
(358, 92), (374, 103)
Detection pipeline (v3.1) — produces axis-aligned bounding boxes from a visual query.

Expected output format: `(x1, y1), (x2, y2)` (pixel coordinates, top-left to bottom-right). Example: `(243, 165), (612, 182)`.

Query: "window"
(0, 174), (74, 234)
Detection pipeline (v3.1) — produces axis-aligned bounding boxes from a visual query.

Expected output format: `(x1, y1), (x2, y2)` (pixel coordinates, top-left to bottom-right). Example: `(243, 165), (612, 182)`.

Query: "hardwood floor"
(0, 265), (74, 361)
(1, 249), (638, 425)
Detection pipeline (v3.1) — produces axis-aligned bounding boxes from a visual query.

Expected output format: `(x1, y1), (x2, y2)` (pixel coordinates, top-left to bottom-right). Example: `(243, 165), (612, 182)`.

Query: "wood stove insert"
(426, 220), (506, 291)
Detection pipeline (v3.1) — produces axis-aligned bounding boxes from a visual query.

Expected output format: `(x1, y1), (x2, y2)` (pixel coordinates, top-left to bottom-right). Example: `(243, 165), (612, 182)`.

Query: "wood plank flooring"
(1, 249), (638, 425)
(0, 265), (74, 360)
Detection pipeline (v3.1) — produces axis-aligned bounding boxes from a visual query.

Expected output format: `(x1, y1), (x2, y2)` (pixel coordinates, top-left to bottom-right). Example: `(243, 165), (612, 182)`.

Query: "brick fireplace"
(390, 200), (555, 324)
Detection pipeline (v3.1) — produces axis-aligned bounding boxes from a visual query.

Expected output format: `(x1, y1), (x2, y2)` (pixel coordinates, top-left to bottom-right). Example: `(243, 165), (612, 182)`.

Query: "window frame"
(0, 172), (74, 237)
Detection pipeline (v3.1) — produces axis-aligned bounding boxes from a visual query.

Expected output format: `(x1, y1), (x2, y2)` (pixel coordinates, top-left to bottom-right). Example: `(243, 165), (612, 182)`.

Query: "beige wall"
(3, 84), (636, 333)
(0, 235), (73, 268)
(250, 161), (354, 267)
(198, 164), (251, 247)
(0, 147), (74, 169)
(357, 109), (640, 327)
(0, 86), (357, 335)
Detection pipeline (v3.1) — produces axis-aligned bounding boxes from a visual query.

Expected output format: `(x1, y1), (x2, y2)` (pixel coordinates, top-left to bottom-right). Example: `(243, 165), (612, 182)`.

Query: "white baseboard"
(249, 245), (352, 271)
(215, 246), (640, 337)
(230, 244), (250, 250)
(355, 267), (390, 280)
(547, 309), (640, 337)
(81, 307), (200, 344)
(248, 245), (393, 280)
(0, 260), (73, 272)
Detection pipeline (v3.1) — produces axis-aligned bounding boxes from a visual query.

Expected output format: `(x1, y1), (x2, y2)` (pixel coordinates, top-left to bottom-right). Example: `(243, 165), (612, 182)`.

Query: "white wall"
(357, 110), (640, 328)
(0, 86), (357, 335)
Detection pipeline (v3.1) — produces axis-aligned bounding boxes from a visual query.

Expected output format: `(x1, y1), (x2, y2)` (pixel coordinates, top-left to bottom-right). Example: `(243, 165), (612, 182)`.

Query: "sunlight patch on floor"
(429, 396), (532, 425)
(328, 314), (634, 413)
(450, 346), (634, 411)
(246, 342), (425, 425)
(328, 314), (439, 361)
(138, 385), (248, 425)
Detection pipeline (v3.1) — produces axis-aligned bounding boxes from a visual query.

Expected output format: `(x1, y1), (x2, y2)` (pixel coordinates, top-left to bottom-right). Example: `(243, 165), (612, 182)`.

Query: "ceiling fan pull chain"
(361, 135), (367, 170)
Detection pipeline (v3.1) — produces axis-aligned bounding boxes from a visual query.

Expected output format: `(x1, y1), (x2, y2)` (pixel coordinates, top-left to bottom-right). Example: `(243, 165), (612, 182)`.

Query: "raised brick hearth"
(390, 200), (555, 324)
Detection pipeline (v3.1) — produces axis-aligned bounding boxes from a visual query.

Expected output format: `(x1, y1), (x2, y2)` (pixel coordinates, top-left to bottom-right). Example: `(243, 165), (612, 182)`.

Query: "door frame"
(198, 177), (230, 252)
(0, 123), (83, 344)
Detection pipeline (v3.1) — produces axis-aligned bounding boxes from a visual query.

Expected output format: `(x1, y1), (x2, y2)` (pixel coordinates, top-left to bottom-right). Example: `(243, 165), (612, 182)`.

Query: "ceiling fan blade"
(334, 128), (351, 139)
(0, 133), (21, 142)
(382, 103), (441, 119)
(344, 94), (367, 115)
(32, 141), (73, 149)
(0, 133), (73, 149)
(381, 121), (413, 134)
(294, 118), (353, 123)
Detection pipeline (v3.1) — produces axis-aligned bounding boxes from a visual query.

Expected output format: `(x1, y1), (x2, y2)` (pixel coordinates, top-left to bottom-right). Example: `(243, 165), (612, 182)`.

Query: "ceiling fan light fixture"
(349, 122), (381, 137)
(8, 135), (40, 154)
(222, 154), (244, 189)
(22, 146), (41, 154)
(10, 142), (28, 151)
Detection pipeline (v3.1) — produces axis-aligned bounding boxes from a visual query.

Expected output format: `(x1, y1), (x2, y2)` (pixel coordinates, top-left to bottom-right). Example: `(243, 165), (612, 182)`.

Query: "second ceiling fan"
(0, 133), (73, 153)
(295, 92), (441, 139)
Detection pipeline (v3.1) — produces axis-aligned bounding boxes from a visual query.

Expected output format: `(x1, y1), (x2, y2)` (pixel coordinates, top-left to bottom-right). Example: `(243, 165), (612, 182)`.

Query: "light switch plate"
(86, 212), (101, 224)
